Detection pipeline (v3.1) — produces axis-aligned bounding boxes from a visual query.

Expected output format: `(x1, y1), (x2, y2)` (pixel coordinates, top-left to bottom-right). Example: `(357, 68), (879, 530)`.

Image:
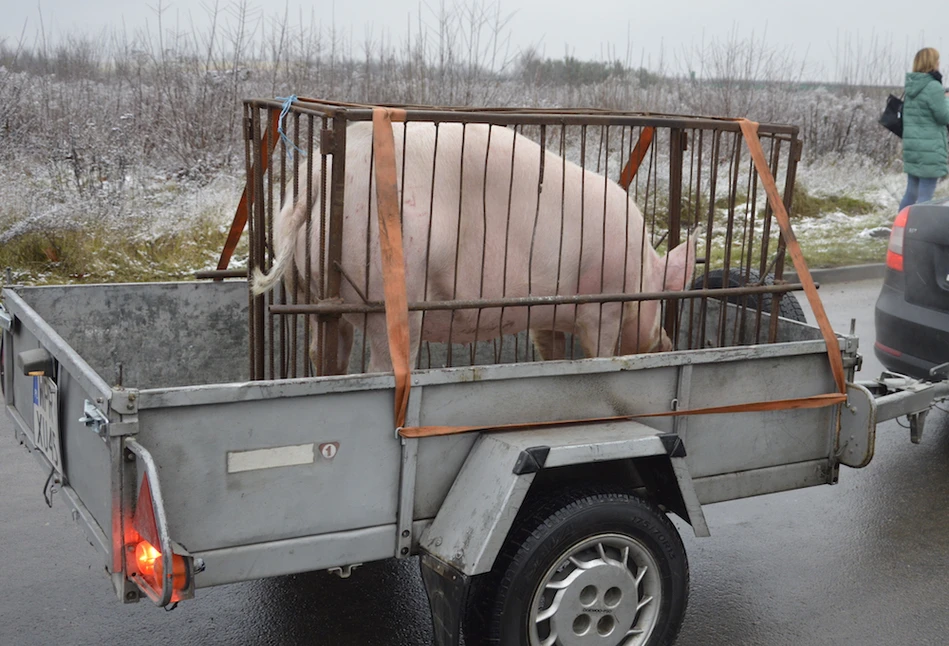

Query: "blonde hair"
(913, 47), (940, 73)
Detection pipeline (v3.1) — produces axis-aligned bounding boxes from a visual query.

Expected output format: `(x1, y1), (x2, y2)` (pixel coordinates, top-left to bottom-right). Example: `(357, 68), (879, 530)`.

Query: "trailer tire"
(463, 488), (689, 646)
(693, 268), (806, 323)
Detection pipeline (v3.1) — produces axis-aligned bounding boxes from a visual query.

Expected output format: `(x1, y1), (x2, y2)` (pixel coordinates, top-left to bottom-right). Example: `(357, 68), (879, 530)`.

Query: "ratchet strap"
(218, 112), (280, 274)
(371, 114), (849, 435)
(372, 107), (411, 426)
(618, 126), (655, 190)
(736, 118), (846, 395)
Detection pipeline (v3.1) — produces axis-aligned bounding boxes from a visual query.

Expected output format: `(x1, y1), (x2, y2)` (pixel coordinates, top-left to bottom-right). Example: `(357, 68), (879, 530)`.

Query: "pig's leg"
(337, 317), (355, 374)
(530, 329), (567, 360)
(304, 314), (355, 375)
(365, 312), (423, 373)
(576, 303), (622, 358)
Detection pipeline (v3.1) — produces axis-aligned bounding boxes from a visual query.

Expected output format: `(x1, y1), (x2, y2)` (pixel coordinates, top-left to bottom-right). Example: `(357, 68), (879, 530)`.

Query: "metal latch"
(79, 400), (109, 439)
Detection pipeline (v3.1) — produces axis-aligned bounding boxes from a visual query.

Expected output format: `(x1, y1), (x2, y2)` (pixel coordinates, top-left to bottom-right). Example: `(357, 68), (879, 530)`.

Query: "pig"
(252, 121), (698, 374)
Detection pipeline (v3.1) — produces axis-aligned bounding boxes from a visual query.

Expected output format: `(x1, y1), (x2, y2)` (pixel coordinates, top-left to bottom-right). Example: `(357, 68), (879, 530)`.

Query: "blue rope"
(275, 95), (307, 159)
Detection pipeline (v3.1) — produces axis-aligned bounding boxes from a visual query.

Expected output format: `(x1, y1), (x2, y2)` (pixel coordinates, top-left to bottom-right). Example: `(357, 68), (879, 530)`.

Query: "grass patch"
(790, 184), (874, 218)
(0, 217), (244, 285)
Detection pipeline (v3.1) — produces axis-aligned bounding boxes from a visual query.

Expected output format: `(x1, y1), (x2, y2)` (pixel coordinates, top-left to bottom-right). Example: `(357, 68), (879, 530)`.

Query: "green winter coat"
(902, 72), (949, 178)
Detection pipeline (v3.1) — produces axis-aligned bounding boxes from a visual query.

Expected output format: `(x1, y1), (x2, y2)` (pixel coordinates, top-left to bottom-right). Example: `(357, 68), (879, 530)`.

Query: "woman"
(900, 47), (949, 210)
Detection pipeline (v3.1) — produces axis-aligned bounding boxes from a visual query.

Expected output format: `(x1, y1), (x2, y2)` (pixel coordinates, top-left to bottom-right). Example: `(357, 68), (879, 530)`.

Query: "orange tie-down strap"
(218, 112), (280, 273)
(368, 114), (846, 437)
(618, 126), (655, 190)
(372, 108), (411, 425)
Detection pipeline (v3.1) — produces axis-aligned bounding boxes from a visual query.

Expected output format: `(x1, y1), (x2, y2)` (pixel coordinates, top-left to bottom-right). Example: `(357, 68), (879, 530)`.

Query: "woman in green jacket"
(900, 47), (949, 210)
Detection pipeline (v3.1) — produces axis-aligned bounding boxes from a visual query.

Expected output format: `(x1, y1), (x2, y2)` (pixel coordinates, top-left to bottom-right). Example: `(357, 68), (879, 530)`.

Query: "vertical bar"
(471, 124), (494, 366)
(762, 135), (781, 344)
(266, 113), (276, 380)
(420, 124), (441, 369)
(323, 112), (347, 376)
(248, 108), (266, 380)
(664, 128), (685, 341)
(304, 115), (315, 378)
(770, 135), (801, 342)
(699, 129), (722, 350)
(278, 114), (288, 379)
(498, 124), (520, 364)
(290, 112), (301, 378)
(365, 120), (379, 373)
(447, 123), (469, 368)
(242, 103), (256, 381)
(526, 124), (546, 361)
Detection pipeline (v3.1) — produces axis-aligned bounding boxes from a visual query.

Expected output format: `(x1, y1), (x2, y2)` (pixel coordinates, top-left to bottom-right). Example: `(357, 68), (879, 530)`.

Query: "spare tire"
(692, 268), (806, 323)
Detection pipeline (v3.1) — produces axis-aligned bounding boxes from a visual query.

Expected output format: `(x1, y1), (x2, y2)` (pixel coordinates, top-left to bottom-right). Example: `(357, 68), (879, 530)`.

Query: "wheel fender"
(419, 420), (708, 579)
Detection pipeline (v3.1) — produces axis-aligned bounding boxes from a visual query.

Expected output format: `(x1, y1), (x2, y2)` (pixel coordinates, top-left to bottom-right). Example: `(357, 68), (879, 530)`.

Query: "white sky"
(1, 0), (943, 83)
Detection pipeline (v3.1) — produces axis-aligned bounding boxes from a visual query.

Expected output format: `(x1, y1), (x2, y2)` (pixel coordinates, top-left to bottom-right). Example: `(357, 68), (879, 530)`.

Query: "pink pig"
(252, 121), (699, 373)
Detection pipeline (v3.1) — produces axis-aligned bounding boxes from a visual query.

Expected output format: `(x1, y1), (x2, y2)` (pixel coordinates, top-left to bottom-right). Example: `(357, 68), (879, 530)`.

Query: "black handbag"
(879, 93), (904, 138)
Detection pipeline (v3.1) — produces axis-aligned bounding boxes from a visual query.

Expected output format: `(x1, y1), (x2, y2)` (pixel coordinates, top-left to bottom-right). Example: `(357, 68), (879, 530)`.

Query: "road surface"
(1, 279), (947, 645)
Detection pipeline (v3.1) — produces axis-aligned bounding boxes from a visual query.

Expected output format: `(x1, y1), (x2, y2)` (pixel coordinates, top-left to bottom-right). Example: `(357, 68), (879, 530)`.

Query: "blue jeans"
(899, 174), (938, 211)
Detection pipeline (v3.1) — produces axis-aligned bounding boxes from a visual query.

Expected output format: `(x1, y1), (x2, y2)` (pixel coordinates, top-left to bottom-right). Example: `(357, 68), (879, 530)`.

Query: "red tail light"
(886, 208), (909, 271)
(874, 341), (902, 357)
(128, 474), (189, 600)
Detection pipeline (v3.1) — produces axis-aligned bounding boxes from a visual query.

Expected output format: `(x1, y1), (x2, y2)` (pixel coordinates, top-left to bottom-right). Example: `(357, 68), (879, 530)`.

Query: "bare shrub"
(0, 2), (915, 283)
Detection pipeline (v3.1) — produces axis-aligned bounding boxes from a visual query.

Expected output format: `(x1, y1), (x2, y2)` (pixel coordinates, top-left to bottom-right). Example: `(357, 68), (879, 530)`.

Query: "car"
(874, 197), (949, 380)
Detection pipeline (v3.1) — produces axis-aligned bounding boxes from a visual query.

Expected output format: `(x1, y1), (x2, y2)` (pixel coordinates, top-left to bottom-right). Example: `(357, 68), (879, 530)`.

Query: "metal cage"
(239, 99), (804, 380)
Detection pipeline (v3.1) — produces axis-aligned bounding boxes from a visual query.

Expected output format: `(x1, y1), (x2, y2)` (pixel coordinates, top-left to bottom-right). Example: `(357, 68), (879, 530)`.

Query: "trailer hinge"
(321, 128), (337, 154)
(79, 400), (109, 441)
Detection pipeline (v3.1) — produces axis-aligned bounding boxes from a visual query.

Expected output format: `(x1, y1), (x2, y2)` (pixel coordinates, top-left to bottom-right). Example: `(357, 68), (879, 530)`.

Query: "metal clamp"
(124, 438), (176, 608)
(79, 400), (110, 440)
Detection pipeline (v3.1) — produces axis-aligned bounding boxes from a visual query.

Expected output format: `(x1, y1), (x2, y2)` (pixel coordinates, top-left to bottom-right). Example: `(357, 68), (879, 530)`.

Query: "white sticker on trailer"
(227, 443), (315, 474)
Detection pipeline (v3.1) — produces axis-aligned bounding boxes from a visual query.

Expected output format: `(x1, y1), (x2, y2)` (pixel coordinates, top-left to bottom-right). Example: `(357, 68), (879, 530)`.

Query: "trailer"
(2, 100), (945, 646)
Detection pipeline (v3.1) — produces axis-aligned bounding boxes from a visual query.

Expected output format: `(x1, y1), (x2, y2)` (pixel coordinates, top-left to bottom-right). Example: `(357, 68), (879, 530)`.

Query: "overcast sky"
(1, 0), (943, 83)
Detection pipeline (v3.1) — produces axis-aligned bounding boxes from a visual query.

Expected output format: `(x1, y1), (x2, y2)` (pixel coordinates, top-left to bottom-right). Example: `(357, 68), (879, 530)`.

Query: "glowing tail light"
(135, 541), (161, 577)
(127, 473), (191, 601)
(133, 539), (189, 592)
(886, 208), (909, 272)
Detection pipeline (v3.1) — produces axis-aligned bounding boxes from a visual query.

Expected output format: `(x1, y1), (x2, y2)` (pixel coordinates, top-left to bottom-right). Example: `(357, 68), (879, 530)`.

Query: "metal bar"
(323, 114), (347, 376)
(245, 99), (800, 134)
(195, 269), (248, 280)
(870, 381), (949, 423)
(266, 114), (276, 380)
(302, 115), (315, 378)
(664, 128), (685, 340)
(270, 283), (811, 315)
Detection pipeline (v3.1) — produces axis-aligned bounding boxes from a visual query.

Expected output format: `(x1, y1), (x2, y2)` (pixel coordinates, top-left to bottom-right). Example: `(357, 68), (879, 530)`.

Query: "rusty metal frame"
(238, 99), (803, 380)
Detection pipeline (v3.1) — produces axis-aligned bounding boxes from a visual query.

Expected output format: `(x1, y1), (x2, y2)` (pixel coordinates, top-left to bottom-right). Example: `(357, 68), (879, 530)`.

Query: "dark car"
(875, 197), (949, 380)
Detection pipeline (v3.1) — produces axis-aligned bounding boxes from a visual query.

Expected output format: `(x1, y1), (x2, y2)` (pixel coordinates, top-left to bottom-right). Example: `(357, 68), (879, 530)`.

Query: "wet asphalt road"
(2, 278), (949, 645)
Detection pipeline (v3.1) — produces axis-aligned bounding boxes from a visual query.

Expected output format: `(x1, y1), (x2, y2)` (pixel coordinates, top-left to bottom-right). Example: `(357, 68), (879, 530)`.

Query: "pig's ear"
(661, 230), (701, 292)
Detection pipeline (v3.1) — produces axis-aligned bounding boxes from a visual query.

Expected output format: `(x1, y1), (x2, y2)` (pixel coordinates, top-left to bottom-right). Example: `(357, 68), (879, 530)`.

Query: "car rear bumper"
(873, 284), (949, 379)
(875, 280), (949, 380)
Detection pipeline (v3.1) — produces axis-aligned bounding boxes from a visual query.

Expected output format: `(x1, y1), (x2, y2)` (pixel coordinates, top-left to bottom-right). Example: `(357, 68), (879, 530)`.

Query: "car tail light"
(874, 341), (902, 357)
(886, 208), (909, 271)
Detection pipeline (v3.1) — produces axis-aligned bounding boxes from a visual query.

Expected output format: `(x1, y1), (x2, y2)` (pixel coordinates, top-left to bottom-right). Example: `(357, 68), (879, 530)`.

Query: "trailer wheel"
(464, 489), (689, 646)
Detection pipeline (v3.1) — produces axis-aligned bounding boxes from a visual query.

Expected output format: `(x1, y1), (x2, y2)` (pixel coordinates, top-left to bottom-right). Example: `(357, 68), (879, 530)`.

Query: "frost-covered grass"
(0, 170), (245, 284)
(0, 5), (920, 287)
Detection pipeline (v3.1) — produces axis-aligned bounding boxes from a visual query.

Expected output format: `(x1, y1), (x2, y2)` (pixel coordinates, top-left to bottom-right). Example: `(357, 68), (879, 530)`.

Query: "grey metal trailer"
(2, 102), (946, 646)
